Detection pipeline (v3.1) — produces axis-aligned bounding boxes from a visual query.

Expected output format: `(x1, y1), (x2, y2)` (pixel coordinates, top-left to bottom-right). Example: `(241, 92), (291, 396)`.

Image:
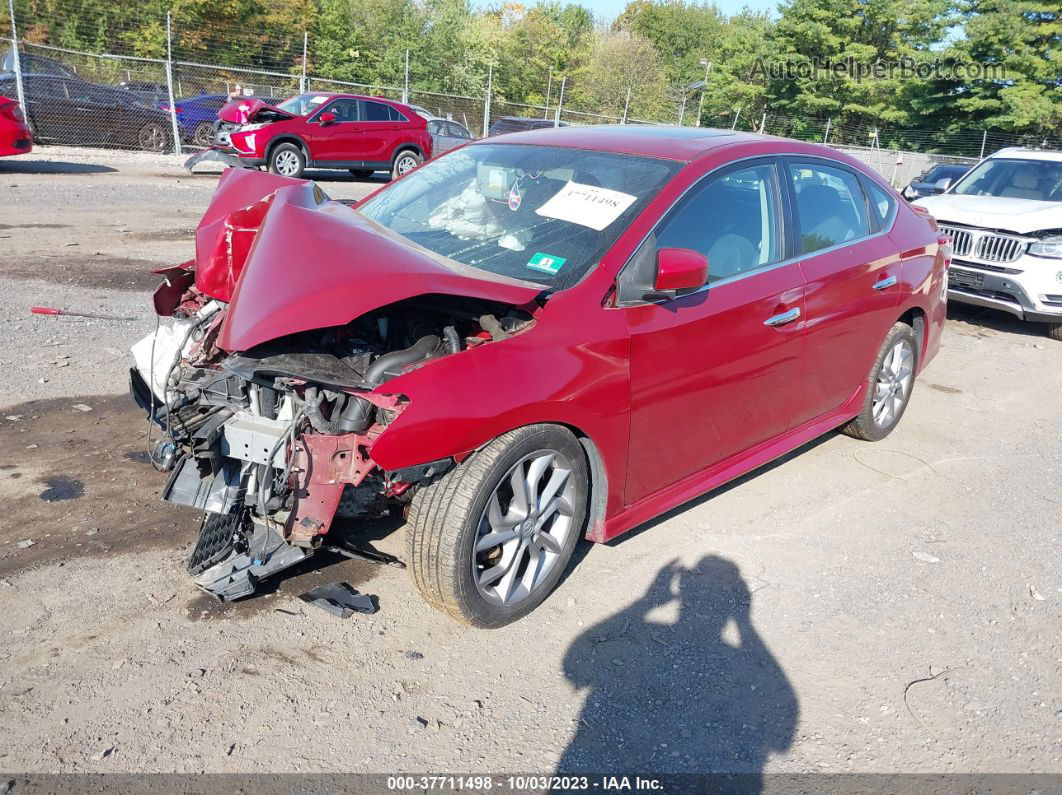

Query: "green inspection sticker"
(526, 252), (567, 274)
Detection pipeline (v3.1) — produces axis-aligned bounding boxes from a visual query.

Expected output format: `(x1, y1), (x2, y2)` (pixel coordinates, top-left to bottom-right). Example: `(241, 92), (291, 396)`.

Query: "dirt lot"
(0, 147), (1059, 776)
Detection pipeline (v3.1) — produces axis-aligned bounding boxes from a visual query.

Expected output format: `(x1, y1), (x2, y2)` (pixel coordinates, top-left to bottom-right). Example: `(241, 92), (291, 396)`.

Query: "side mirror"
(319, 112), (337, 125)
(655, 247), (708, 293)
(932, 177), (952, 194)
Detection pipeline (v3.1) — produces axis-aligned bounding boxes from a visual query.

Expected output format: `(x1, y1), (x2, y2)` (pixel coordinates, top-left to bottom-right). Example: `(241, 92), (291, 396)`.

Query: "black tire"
(1047, 323), (1062, 342)
(268, 142), (305, 178)
(406, 424), (588, 627)
(348, 168), (375, 178)
(192, 121), (215, 148)
(391, 149), (421, 180)
(137, 122), (168, 152)
(841, 322), (918, 442)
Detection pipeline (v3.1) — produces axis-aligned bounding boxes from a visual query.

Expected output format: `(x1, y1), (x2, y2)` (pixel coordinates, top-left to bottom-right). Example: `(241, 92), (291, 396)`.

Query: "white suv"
(915, 148), (1062, 340)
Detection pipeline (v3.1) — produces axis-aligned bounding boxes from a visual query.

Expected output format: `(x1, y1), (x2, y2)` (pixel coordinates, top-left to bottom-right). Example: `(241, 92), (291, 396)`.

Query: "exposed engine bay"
(130, 169), (537, 601)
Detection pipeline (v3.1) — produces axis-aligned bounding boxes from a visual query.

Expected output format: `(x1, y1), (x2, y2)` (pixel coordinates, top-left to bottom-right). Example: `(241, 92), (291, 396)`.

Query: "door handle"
(873, 275), (898, 290)
(764, 307), (801, 327)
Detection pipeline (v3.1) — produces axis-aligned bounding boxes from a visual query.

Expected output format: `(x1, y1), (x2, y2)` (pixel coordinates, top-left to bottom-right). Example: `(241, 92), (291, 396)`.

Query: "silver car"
(427, 119), (474, 155)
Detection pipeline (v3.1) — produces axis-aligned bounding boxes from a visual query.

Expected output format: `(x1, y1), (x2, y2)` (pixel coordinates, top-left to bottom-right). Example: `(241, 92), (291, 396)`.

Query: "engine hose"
(364, 335), (440, 385)
(442, 326), (461, 354)
(303, 387), (345, 434)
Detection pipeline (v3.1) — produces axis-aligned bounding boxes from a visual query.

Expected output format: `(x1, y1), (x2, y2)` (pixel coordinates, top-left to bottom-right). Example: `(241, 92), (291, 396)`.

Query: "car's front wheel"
(391, 149), (421, 180)
(407, 424), (588, 627)
(841, 322), (918, 441)
(268, 143), (305, 178)
(137, 122), (168, 152)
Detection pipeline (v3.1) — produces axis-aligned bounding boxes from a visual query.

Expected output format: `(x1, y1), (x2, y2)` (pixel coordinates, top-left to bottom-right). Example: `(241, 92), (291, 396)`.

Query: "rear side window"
(863, 179), (897, 229)
(789, 163), (871, 254)
(362, 100), (392, 122)
(388, 105), (408, 122)
(655, 163), (783, 283)
(448, 122), (471, 139)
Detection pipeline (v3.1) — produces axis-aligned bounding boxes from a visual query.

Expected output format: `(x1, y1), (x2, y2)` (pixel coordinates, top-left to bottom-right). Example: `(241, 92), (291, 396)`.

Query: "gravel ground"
(0, 147), (1059, 777)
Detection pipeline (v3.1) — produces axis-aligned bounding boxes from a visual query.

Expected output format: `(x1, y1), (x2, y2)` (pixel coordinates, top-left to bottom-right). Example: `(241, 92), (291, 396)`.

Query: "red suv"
(216, 93), (432, 180)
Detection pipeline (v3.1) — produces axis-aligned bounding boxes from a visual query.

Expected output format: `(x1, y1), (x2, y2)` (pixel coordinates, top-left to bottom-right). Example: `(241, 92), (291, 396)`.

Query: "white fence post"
(544, 67), (552, 120)
(554, 75), (565, 127)
(6, 0), (28, 131)
(758, 111), (766, 133)
(979, 129), (987, 159)
(482, 63), (492, 137)
(164, 13), (181, 155)
(402, 49), (409, 105)
(621, 85), (631, 125)
(300, 31), (308, 93)
(730, 106), (741, 130)
(823, 117), (831, 144)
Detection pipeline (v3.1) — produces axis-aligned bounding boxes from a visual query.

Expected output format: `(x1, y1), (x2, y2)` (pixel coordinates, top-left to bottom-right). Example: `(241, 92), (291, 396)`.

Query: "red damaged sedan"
(131, 126), (948, 626)
(0, 95), (32, 157)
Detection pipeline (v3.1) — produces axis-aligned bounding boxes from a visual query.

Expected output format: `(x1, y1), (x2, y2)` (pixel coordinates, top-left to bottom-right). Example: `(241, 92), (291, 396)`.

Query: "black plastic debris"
(299, 582), (378, 618)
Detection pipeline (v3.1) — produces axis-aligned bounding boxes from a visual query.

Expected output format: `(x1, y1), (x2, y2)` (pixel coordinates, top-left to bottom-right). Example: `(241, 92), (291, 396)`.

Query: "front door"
(621, 160), (806, 506)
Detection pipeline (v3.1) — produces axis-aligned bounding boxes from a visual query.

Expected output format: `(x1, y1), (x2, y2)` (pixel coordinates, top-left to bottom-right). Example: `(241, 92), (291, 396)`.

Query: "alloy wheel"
(872, 338), (914, 427)
(396, 154), (418, 175)
(274, 150), (300, 176)
(472, 450), (577, 607)
(139, 124), (166, 152)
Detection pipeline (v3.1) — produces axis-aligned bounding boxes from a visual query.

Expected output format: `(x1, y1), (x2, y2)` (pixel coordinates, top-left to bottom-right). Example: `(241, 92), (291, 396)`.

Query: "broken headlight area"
(130, 290), (532, 602)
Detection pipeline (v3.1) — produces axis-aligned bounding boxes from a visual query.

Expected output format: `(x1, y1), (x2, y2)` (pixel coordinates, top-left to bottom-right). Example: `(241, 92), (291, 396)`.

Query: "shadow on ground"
(557, 555), (798, 788)
(0, 160), (118, 175)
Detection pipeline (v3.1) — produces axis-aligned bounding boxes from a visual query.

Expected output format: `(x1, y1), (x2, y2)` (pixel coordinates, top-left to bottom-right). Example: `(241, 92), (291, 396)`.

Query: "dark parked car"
(132, 126), (948, 625)
(487, 116), (569, 136)
(902, 162), (971, 200)
(0, 74), (173, 151)
(427, 118), (473, 154)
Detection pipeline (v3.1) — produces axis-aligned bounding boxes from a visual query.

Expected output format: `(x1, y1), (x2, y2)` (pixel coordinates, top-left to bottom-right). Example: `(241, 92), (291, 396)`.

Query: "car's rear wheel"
(268, 143), (305, 178)
(137, 122), (168, 152)
(1047, 322), (1062, 342)
(406, 424), (588, 627)
(841, 322), (918, 441)
(192, 121), (215, 148)
(391, 149), (421, 180)
(348, 168), (375, 178)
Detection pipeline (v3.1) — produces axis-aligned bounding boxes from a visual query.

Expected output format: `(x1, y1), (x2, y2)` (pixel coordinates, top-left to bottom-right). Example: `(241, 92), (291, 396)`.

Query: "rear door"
(358, 99), (403, 162)
(621, 158), (806, 505)
(783, 158), (902, 426)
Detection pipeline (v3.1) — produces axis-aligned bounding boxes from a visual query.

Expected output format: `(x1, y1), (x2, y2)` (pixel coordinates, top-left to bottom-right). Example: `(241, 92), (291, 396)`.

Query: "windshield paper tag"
(535, 181), (637, 231)
(527, 252), (567, 274)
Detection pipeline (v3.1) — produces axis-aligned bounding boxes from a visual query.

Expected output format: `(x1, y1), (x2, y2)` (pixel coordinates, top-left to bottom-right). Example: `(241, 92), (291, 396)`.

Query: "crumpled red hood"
(196, 170), (542, 353)
(217, 97), (294, 125)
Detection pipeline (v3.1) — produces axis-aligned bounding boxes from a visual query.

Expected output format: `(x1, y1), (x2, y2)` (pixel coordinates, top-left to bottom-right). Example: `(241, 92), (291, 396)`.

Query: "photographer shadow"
(556, 555), (798, 791)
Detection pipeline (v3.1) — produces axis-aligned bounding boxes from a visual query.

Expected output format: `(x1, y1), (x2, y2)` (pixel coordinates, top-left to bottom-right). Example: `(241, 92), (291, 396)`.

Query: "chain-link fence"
(2, 4), (1059, 180)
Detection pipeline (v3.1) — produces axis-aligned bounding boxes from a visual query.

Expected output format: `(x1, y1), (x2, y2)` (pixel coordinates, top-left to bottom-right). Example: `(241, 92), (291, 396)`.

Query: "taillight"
(1, 102), (24, 122)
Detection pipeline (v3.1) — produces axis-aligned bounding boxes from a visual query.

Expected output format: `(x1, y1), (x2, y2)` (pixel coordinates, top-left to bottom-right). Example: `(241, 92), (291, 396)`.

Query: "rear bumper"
(0, 128), (32, 156)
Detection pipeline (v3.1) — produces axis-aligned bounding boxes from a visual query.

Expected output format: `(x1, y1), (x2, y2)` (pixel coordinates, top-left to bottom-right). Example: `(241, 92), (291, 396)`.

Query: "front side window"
(654, 163), (783, 283)
(320, 98), (360, 122)
(952, 158), (1062, 202)
(358, 143), (680, 289)
(789, 163), (871, 254)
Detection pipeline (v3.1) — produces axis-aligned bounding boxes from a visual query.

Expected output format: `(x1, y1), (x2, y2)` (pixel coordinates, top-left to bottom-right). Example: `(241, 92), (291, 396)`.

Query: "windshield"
(275, 93), (329, 116)
(357, 144), (680, 289)
(923, 164), (967, 183)
(952, 158), (1062, 202)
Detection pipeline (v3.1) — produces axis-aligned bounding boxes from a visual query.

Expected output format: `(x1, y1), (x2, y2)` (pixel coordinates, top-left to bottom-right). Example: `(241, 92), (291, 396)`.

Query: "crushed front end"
(130, 169), (537, 601)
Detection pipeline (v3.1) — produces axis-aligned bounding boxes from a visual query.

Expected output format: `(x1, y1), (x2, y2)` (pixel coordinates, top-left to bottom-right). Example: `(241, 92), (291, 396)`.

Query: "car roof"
(988, 147), (1062, 163)
(472, 125), (772, 161)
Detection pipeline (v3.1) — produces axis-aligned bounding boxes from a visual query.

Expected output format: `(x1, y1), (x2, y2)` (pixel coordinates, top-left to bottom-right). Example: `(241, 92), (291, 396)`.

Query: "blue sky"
(581, 0), (779, 21)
